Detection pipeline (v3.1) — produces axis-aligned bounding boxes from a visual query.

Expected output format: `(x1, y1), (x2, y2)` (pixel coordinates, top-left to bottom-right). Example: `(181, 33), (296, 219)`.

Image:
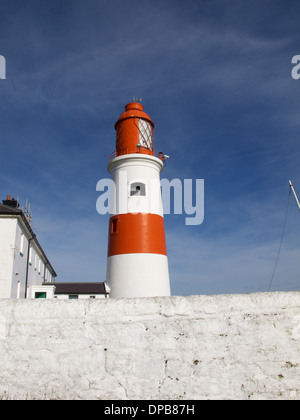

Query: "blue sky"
(0, 0), (300, 296)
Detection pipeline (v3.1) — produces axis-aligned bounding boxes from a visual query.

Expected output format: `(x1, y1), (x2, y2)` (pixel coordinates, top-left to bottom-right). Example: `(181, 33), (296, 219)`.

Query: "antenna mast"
(133, 96), (142, 103)
(289, 180), (300, 211)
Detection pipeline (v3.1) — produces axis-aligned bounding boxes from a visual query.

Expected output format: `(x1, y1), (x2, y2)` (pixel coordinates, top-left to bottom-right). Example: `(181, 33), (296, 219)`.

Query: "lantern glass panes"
(138, 119), (153, 150)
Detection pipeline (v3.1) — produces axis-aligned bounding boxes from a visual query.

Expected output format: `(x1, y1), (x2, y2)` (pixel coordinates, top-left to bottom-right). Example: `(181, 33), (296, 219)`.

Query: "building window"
(90, 296), (96, 299)
(69, 295), (78, 299)
(17, 281), (21, 299)
(35, 292), (47, 299)
(111, 218), (118, 234)
(130, 182), (146, 196)
(20, 234), (24, 256)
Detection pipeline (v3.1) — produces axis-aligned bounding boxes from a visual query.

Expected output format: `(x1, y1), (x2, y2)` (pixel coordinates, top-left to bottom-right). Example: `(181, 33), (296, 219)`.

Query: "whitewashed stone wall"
(0, 292), (300, 400)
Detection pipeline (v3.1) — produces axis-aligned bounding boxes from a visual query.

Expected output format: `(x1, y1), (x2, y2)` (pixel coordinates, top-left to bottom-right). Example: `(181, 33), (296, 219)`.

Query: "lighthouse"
(106, 101), (171, 298)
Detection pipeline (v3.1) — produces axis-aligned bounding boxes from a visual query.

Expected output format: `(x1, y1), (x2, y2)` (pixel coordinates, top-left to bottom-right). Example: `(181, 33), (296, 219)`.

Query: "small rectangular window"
(111, 218), (118, 234)
(130, 182), (146, 196)
(17, 281), (21, 299)
(20, 234), (24, 256)
(35, 292), (46, 299)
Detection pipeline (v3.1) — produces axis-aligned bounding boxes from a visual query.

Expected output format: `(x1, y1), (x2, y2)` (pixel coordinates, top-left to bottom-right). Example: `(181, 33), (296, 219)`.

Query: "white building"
(50, 282), (110, 300)
(0, 196), (57, 299)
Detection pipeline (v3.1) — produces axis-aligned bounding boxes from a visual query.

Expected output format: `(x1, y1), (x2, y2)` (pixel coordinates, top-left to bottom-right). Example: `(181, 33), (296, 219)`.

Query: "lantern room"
(114, 102), (155, 157)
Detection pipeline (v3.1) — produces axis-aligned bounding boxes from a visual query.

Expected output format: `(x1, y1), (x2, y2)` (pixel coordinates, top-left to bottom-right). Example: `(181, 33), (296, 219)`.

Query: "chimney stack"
(2, 195), (19, 208)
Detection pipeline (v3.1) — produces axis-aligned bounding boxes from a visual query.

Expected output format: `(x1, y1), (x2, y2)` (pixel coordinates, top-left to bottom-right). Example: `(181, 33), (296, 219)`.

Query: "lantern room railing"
(109, 147), (165, 162)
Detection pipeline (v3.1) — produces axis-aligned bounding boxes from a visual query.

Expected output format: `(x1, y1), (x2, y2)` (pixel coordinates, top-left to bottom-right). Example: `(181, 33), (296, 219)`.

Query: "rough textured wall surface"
(0, 292), (300, 400)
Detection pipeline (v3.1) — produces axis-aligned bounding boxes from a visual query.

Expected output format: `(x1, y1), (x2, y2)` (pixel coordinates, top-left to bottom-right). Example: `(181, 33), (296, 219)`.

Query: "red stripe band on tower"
(107, 213), (167, 257)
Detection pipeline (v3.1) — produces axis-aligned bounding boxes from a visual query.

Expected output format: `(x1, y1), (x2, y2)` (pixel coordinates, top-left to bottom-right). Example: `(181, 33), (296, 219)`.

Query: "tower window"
(130, 182), (146, 196)
(111, 218), (118, 234)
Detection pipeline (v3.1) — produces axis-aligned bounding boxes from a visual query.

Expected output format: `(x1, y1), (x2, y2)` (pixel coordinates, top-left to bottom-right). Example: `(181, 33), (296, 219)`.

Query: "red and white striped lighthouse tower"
(106, 101), (171, 298)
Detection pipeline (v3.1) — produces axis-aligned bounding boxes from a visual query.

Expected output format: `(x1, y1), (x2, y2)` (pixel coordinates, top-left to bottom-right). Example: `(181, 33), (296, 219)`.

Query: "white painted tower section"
(108, 154), (164, 217)
(106, 254), (170, 298)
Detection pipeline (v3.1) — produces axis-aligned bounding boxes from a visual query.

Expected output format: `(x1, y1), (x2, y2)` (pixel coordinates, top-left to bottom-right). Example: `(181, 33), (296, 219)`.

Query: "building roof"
(0, 202), (57, 277)
(45, 282), (108, 295)
(0, 203), (21, 215)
